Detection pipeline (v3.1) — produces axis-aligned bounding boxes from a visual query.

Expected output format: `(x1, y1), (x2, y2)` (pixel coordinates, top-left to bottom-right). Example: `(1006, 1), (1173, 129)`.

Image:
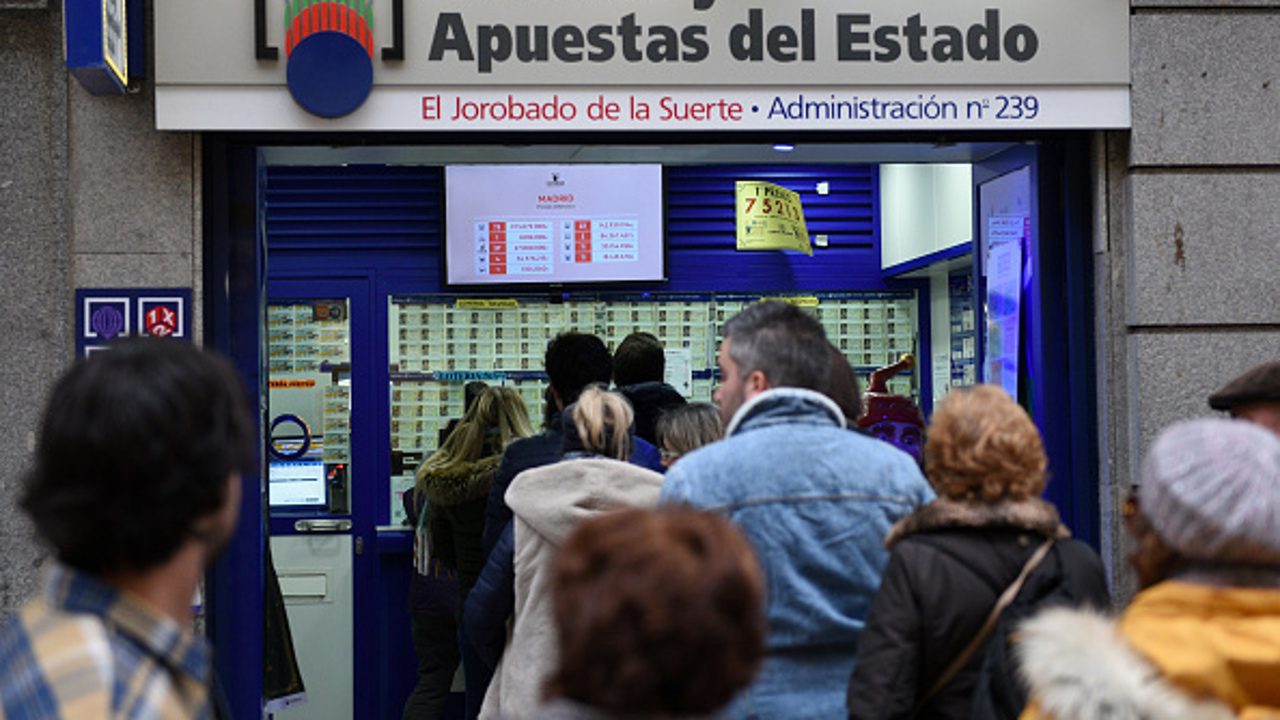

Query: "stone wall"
(0, 7), (69, 616)
(1100, 2), (1280, 599)
(0, 3), (199, 618)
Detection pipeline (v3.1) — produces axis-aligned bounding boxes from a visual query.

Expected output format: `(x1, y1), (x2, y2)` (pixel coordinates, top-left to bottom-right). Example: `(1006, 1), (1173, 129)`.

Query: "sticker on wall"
(84, 297), (131, 341)
(76, 288), (193, 358)
(139, 296), (186, 338)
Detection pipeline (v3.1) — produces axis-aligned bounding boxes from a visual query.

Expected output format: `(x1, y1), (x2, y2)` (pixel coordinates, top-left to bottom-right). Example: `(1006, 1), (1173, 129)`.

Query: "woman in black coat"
(846, 385), (1110, 720)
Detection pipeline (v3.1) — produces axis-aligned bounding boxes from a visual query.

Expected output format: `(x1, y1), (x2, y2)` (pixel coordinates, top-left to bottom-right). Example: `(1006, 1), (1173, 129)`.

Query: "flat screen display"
(445, 164), (664, 286)
(268, 460), (328, 507)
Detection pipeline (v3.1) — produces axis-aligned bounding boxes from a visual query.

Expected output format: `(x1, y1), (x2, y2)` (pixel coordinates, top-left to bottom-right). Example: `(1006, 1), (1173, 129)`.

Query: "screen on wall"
(445, 164), (664, 286)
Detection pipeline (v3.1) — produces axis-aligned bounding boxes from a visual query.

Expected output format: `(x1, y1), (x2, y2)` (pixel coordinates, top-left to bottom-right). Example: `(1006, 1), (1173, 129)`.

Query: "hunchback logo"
(283, 0), (375, 117)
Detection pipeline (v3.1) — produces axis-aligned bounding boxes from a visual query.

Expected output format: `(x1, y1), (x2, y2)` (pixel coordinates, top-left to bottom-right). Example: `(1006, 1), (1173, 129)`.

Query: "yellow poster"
(736, 181), (812, 256)
(455, 298), (519, 310)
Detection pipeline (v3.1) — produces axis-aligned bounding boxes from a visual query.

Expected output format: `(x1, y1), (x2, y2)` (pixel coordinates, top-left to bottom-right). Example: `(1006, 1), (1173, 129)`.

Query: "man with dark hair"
(0, 338), (254, 719)
(482, 331), (661, 553)
(661, 301), (933, 719)
(613, 331), (686, 446)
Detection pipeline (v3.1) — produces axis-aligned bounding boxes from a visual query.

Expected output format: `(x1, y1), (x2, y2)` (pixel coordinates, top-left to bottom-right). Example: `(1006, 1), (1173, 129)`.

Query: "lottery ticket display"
(265, 302), (352, 466)
(388, 292), (918, 456)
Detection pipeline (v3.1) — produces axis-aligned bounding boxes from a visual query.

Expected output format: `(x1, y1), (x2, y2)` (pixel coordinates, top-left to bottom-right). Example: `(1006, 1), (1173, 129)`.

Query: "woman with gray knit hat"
(1018, 418), (1280, 720)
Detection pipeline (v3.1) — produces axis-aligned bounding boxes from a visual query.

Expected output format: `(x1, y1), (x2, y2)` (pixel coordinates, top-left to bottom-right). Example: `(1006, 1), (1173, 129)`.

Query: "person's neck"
(104, 541), (205, 626)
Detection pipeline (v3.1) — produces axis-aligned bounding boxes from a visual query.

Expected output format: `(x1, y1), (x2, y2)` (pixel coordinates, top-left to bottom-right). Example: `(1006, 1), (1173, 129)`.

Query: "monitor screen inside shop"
(444, 164), (665, 286)
(268, 460), (329, 508)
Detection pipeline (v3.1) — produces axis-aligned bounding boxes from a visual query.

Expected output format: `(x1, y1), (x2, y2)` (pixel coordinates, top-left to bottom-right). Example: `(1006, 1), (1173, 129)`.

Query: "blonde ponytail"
(571, 386), (634, 461)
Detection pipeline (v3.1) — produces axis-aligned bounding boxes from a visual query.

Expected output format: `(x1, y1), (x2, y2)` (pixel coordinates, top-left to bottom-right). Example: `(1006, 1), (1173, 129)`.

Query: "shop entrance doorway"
(205, 135), (1098, 720)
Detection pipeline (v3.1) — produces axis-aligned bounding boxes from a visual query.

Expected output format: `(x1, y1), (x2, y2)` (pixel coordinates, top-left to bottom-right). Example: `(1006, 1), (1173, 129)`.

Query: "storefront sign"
(66, 0), (137, 94)
(736, 181), (812, 256)
(155, 0), (1128, 130)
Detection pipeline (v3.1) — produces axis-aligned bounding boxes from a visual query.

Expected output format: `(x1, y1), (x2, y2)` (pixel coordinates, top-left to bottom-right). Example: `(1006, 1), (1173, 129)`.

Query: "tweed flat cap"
(1208, 360), (1280, 411)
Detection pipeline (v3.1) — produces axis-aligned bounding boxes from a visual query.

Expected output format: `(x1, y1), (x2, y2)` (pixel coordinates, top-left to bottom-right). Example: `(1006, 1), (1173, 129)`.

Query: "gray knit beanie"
(1140, 418), (1280, 565)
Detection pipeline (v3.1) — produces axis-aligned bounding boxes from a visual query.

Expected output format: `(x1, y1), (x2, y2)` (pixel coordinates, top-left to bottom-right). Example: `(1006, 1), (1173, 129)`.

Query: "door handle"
(293, 518), (353, 533)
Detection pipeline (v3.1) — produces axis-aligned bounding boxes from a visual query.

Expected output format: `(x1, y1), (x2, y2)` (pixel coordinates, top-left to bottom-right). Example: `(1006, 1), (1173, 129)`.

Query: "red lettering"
(422, 95), (441, 120)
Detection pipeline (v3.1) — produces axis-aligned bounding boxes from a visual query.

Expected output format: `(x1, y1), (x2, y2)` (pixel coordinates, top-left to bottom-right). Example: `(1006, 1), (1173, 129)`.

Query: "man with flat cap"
(1209, 359), (1280, 436)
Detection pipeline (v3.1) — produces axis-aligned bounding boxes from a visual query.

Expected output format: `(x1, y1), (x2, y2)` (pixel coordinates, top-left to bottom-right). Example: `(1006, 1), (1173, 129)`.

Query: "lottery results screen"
(445, 164), (664, 286)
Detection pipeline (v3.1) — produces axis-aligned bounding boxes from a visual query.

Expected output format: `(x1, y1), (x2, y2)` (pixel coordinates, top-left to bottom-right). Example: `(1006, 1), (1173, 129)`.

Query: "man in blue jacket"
(662, 301), (934, 720)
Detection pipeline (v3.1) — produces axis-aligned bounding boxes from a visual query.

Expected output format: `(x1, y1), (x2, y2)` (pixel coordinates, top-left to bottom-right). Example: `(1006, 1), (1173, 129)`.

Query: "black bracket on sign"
(382, 0), (404, 61)
(255, 0), (278, 60)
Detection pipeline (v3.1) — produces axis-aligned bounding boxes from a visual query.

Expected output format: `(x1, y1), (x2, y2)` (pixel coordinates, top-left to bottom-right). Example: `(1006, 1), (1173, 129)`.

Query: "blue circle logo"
(285, 2), (374, 118)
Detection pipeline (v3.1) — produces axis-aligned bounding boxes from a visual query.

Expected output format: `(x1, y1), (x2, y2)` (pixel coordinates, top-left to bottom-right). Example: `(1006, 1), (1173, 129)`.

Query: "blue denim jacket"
(661, 388), (934, 719)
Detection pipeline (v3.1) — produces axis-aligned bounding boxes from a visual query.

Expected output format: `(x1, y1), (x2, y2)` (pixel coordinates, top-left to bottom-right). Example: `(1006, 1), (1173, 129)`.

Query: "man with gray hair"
(661, 300), (933, 719)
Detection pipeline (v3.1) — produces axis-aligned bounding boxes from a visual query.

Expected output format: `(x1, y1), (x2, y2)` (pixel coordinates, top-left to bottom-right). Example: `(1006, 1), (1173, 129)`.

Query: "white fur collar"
(1016, 608), (1235, 720)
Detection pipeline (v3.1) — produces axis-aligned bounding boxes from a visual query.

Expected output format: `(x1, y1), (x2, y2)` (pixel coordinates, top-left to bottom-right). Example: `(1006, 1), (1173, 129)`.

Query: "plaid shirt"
(0, 563), (212, 720)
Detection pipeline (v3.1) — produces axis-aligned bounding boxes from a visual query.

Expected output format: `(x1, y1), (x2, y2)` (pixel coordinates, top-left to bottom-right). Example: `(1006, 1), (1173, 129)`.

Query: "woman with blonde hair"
(655, 402), (724, 468)
(847, 385), (1108, 720)
(403, 386), (532, 720)
(464, 385), (664, 720)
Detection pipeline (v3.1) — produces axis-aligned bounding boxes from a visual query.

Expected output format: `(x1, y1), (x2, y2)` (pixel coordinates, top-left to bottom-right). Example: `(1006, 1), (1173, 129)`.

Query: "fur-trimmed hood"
(1017, 607), (1236, 720)
(420, 454), (502, 506)
(1019, 580), (1280, 720)
(885, 496), (1071, 548)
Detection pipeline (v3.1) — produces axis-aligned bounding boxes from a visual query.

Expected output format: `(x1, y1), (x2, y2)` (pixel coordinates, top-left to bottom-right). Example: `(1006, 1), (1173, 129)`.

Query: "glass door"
(266, 278), (374, 720)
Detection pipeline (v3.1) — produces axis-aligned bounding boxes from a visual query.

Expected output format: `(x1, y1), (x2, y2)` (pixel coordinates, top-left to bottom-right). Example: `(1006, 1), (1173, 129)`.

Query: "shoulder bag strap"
(912, 538), (1055, 716)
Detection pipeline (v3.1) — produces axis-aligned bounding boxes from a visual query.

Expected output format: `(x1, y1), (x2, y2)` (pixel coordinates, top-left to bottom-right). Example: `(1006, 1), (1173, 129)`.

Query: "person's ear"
(1130, 526), (1179, 590)
(745, 369), (770, 395)
(549, 385), (564, 410)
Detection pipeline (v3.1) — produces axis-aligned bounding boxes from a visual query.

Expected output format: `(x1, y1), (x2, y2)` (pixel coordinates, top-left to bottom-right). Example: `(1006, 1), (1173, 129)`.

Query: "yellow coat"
(1019, 580), (1280, 720)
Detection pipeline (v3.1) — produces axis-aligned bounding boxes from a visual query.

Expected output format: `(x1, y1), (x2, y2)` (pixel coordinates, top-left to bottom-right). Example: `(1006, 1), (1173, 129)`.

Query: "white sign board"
(664, 347), (694, 398)
(155, 0), (1129, 131)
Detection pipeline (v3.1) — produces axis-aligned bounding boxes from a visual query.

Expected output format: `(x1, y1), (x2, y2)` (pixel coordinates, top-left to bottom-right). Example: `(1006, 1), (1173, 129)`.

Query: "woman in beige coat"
(465, 386), (663, 719)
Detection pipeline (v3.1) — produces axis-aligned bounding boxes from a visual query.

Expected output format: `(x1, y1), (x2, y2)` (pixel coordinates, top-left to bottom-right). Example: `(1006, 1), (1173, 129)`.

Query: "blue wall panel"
(265, 162), (889, 293)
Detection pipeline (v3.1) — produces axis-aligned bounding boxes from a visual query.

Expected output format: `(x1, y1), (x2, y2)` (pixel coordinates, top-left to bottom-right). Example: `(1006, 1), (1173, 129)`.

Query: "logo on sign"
(144, 305), (179, 337)
(90, 305), (126, 339)
(284, 0), (375, 118)
(138, 298), (186, 338)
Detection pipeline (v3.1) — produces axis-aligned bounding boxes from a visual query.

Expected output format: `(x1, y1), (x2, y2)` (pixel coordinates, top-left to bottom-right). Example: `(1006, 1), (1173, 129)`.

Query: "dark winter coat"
(421, 454), (501, 595)
(846, 497), (1110, 720)
(403, 489), (459, 619)
(617, 381), (686, 446)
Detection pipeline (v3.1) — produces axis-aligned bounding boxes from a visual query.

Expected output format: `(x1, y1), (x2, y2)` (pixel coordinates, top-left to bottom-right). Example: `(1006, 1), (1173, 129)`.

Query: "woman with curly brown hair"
(846, 385), (1109, 720)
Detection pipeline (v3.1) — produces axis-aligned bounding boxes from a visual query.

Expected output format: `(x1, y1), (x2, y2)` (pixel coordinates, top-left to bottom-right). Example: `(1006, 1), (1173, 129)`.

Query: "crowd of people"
(0, 306), (1276, 720)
